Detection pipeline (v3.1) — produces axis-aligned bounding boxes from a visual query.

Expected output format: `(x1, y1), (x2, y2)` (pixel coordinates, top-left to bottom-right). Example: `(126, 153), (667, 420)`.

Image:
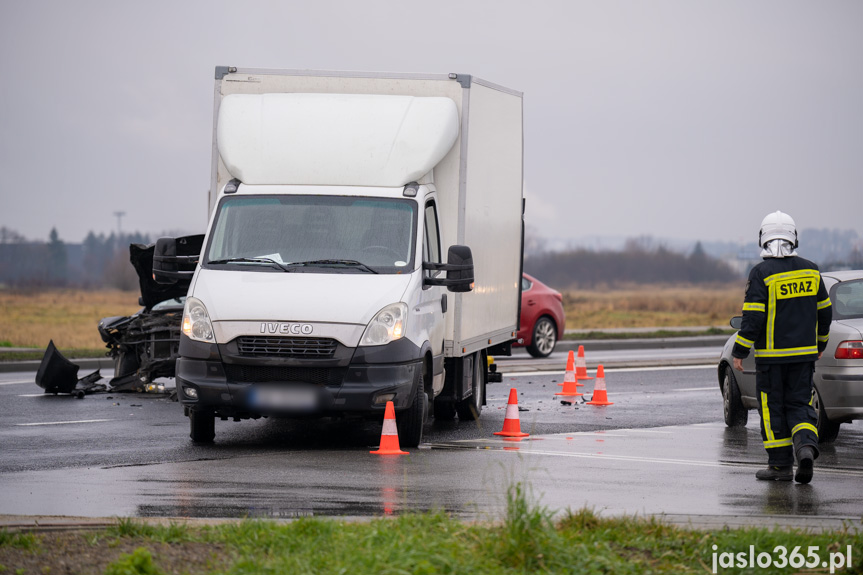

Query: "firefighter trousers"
(755, 361), (819, 467)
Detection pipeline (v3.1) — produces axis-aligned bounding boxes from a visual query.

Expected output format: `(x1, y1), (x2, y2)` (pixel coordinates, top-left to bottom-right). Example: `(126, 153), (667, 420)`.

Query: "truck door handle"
(441, 294), (448, 314)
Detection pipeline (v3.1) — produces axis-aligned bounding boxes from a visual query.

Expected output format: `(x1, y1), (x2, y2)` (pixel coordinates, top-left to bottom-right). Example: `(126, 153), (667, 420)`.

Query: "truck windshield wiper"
(207, 257), (292, 272)
(285, 259), (378, 274)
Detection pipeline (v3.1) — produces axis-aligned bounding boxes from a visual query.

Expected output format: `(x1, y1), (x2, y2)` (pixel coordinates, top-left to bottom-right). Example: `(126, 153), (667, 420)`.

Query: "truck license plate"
(249, 385), (319, 413)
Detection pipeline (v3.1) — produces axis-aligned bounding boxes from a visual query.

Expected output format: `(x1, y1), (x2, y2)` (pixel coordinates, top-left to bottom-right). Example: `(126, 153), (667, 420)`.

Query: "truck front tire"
(189, 409), (215, 444)
(397, 376), (427, 448)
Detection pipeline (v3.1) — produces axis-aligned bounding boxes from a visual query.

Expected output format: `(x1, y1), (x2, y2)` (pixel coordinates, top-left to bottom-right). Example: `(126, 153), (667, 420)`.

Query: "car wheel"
(527, 316), (557, 358)
(189, 409), (215, 444)
(456, 352), (484, 421)
(812, 387), (840, 444)
(397, 376), (427, 448)
(722, 367), (748, 427)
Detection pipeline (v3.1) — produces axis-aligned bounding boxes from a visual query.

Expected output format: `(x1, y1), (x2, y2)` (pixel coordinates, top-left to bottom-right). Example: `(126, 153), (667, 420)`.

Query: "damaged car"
(36, 235), (203, 395)
(97, 236), (203, 391)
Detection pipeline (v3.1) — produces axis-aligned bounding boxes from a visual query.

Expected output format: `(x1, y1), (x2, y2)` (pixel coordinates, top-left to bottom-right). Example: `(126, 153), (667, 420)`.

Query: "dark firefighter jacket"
(731, 256), (832, 364)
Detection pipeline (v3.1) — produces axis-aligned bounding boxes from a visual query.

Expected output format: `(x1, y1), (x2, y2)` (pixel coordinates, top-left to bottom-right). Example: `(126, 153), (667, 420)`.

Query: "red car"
(516, 273), (566, 358)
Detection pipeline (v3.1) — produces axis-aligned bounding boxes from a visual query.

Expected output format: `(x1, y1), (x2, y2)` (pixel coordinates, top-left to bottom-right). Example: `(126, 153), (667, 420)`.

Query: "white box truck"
(155, 67), (524, 445)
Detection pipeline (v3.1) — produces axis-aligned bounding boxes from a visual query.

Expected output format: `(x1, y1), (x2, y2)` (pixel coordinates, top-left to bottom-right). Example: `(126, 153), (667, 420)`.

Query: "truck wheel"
(397, 378), (427, 448)
(527, 316), (557, 358)
(722, 367), (748, 427)
(456, 352), (484, 421)
(813, 388), (840, 444)
(189, 409), (215, 444)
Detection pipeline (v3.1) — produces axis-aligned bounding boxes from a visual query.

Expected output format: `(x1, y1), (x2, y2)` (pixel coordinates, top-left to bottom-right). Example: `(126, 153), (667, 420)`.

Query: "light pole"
(113, 211), (126, 238)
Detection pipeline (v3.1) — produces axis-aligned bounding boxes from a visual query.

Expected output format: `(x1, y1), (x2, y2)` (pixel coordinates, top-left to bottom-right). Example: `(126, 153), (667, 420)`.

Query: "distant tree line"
(0, 227), (151, 290)
(523, 239), (737, 289)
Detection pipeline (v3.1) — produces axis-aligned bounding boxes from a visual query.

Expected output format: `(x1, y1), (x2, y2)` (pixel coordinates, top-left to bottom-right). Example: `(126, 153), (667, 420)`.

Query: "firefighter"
(732, 211), (832, 484)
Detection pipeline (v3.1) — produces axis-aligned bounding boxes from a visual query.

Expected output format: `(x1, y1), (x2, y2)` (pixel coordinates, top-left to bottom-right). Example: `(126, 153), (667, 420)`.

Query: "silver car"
(718, 270), (863, 443)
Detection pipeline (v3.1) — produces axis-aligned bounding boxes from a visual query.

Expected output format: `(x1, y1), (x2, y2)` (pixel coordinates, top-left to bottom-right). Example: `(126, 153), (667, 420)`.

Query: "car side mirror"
(423, 245), (475, 293)
(730, 316), (743, 330)
(153, 234), (203, 285)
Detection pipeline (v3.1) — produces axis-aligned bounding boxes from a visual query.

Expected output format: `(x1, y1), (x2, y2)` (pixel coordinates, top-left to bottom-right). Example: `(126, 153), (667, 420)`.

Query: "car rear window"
(829, 279), (863, 320)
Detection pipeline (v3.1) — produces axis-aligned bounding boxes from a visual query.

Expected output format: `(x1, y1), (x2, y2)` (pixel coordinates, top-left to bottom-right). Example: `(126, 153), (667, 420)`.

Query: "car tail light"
(834, 341), (863, 360)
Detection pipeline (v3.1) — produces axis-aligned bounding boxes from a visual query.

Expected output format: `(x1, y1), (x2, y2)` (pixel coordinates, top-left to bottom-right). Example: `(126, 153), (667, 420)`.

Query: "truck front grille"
(224, 364), (345, 386)
(236, 336), (337, 359)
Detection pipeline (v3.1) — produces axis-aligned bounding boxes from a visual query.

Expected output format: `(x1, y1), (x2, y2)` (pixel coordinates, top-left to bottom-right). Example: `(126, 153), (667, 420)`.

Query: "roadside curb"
(0, 358), (113, 374)
(557, 335), (727, 352)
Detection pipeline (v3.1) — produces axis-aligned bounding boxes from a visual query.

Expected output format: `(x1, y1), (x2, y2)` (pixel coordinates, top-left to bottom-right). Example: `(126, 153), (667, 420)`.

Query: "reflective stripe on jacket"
(732, 256), (832, 364)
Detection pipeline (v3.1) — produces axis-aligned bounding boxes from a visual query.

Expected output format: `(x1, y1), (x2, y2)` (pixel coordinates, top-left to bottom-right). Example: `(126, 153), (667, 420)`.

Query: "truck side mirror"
(153, 234), (203, 284)
(423, 245), (475, 293)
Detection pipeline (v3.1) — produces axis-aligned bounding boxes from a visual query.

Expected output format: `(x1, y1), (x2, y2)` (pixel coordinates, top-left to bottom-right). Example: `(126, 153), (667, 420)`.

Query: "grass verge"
(2, 483), (861, 574)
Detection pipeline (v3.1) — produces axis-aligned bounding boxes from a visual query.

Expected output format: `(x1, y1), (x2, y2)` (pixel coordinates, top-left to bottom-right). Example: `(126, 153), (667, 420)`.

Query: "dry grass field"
(0, 289), (142, 349)
(561, 283), (745, 330)
(0, 284), (746, 351)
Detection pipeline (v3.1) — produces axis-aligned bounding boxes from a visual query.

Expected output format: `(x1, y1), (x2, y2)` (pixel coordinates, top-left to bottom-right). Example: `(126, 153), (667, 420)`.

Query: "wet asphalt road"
(1, 350), (862, 527)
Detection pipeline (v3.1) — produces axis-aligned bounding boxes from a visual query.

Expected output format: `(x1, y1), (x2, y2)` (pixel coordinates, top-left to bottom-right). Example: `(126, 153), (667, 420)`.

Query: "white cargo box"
(211, 68), (524, 357)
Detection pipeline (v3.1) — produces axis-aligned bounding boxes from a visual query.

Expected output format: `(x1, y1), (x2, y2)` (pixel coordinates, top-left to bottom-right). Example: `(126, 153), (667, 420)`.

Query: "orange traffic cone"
(370, 401), (408, 455)
(575, 345), (592, 387)
(585, 365), (614, 406)
(555, 354), (583, 398)
(494, 388), (529, 438)
(558, 350), (576, 386)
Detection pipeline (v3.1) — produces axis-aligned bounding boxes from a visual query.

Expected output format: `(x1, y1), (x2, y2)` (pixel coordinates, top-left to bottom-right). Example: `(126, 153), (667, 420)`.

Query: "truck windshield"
(205, 195), (416, 274)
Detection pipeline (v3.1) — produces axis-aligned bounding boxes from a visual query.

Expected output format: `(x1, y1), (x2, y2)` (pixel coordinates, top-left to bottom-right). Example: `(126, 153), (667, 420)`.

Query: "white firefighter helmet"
(759, 210), (798, 248)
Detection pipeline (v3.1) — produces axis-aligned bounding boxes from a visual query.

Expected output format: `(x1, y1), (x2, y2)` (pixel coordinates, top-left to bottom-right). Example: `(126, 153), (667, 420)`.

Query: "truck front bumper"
(176, 357), (422, 419)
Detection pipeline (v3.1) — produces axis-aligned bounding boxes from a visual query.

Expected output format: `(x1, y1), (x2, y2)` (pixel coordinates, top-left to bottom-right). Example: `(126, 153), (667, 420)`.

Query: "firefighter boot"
(755, 466), (793, 481)
(795, 446), (815, 484)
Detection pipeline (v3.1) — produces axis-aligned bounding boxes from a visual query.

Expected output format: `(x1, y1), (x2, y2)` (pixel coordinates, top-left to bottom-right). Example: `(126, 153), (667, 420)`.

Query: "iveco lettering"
(153, 68), (524, 447)
(261, 323), (314, 335)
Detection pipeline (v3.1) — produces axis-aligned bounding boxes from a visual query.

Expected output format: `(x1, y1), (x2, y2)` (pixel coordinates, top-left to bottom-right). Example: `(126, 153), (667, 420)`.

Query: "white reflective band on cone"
(505, 403), (520, 420)
(381, 418), (399, 436)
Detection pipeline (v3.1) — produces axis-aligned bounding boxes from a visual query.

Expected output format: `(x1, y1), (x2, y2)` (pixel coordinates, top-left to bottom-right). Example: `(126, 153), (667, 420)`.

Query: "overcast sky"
(1, 1), (860, 247)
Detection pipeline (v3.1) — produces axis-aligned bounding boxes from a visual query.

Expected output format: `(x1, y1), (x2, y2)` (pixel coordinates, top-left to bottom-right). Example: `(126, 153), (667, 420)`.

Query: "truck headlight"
(360, 303), (407, 346)
(182, 297), (215, 343)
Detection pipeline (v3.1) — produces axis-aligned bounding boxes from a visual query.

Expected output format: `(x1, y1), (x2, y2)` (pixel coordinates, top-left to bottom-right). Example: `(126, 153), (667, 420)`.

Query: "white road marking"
(673, 387), (716, 392)
(502, 365), (716, 377)
(17, 394), (49, 397)
(604, 364), (716, 373)
(0, 380), (35, 386)
(15, 419), (114, 427)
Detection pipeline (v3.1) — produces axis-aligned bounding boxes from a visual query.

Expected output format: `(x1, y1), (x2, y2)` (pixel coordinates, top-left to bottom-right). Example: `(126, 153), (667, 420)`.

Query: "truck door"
(420, 199), (446, 392)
